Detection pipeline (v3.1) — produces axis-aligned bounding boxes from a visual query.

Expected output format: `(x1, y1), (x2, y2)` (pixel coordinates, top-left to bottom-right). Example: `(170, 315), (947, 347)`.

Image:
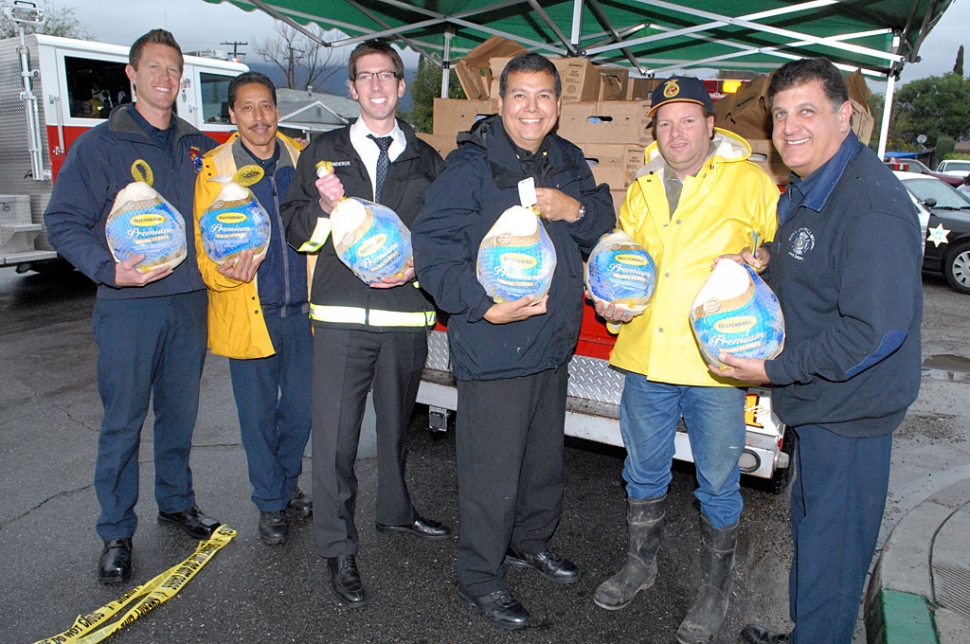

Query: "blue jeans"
(789, 426), (893, 644)
(619, 374), (746, 528)
(93, 291), (208, 540)
(229, 313), (313, 512)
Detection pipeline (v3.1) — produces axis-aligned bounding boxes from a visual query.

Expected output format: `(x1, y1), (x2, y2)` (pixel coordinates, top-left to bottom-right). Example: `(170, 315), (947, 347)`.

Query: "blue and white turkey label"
(199, 183), (271, 265)
(477, 205), (557, 303)
(332, 197), (412, 284)
(585, 231), (656, 314)
(105, 181), (186, 273)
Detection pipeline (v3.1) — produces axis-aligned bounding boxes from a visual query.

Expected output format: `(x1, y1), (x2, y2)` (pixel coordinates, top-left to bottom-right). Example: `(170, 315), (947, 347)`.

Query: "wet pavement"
(2, 266), (968, 643)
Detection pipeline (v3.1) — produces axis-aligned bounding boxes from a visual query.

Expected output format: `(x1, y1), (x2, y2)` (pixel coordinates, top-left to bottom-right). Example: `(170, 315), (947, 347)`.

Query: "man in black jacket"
(718, 58), (923, 644)
(280, 39), (449, 608)
(412, 53), (614, 631)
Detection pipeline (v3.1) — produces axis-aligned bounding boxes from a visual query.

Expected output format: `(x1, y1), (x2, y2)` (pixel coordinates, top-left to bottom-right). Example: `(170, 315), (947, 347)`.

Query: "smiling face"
(654, 101), (714, 179)
(770, 78), (852, 179)
(349, 52), (405, 135)
(498, 70), (561, 153)
(230, 82), (279, 159)
(125, 42), (181, 123)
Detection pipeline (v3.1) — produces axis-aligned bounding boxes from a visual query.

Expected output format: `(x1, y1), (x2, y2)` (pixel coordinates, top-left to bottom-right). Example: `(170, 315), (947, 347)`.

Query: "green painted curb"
(864, 589), (939, 644)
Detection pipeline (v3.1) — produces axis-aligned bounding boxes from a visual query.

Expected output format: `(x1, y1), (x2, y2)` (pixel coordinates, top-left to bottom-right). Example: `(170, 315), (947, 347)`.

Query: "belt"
(309, 304), (435, 328)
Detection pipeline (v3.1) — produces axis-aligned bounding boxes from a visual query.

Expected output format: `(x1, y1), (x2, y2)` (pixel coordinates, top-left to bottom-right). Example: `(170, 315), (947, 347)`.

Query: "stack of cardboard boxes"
(418, 37), (875, 204)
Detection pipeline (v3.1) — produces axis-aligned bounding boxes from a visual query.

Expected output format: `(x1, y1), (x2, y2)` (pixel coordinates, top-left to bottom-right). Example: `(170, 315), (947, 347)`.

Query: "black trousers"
(311, 327), (427, 557)
(455, 365), (569, 595)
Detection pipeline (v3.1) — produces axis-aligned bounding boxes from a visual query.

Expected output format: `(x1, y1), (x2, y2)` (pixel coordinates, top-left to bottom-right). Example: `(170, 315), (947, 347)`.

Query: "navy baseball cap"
(648, 76), (714, 118)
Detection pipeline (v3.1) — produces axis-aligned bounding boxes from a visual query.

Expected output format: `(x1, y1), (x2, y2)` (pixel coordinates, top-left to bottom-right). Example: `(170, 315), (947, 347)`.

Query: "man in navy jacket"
(413, 53), (614, 631)
(44, 29), (221, 585)
(718, 58), (923, 644)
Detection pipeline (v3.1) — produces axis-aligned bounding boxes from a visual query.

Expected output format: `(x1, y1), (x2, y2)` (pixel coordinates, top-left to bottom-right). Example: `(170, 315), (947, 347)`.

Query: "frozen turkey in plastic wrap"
(585, 230), (656, 315)
(331, 197), (412, 285)
(104, 181), (186, 273)
(198, 172), (271, 265)
(477, 205), (557, 303)
(689, 258), (785, 370)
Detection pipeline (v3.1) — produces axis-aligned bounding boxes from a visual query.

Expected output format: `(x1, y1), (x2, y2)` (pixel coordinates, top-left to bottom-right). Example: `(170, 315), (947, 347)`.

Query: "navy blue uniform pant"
(229, 313), (312, 512)
(310, 327), (427, 557)
(789, 425), (893, 644)
(455, 366), (569, 595)
(92, 290), (208, 541)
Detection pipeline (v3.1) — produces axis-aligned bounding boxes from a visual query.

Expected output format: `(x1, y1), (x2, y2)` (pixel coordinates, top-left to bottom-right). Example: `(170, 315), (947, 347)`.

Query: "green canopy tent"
(204, 0), (955, 156)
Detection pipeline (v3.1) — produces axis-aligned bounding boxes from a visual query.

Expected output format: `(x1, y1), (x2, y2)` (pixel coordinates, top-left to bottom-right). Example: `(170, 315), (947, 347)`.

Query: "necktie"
(368, 134), (393, 203)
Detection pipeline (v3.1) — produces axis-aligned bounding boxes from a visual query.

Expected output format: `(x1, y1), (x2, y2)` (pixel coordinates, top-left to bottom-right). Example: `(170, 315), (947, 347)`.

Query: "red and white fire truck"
(0, 33), (247, 271)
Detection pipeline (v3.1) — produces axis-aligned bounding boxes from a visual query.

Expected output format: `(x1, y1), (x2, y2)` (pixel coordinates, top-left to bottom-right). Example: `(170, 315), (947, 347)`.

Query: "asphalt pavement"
(2, 266), (969, 644)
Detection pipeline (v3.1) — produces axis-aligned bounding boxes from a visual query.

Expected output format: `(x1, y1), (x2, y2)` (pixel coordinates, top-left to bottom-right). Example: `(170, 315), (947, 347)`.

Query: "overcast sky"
(72, 0), (970, 89)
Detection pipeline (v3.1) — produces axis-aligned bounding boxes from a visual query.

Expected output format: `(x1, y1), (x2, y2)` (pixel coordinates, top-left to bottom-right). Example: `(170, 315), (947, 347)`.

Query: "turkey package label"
(331, 197), (412, 285)
(585, 230), (656, 315)
(690, 259), (785, 370)
(477, 205), (557, 303)
(105, 181), (186, 273)
(199, 180), (271, 265)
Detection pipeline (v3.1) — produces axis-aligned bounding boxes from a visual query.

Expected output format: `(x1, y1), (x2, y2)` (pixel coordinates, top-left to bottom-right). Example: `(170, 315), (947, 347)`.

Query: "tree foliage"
(954, 45), (965, 77)
(0, 1), (89, 39)
(890, 73), (970, 147)
(401, 54), (465, 133)
(253, 22), (344, 91)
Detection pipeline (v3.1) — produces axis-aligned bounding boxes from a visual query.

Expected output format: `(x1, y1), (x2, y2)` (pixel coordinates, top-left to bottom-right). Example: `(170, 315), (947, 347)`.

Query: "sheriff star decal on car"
(927, 223), (951, 248)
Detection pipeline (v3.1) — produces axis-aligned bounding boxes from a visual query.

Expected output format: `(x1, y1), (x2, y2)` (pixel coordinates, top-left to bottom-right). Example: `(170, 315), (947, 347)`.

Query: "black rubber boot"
(593, 495), (666, 610)
(676, 515), (740, 644)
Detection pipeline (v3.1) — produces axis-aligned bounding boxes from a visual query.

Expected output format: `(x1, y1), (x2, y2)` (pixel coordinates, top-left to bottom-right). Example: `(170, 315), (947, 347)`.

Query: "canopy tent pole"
(877, 36), (902, 161)
(441, 27), (453, 99)
(570, 0), (583, 50)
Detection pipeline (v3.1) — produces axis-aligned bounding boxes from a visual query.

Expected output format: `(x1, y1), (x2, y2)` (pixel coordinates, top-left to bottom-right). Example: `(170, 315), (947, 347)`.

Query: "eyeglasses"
(353, 70), (399, 84)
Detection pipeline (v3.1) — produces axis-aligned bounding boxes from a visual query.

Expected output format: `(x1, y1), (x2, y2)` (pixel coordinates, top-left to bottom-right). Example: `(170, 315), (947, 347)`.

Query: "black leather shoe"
(504, 548), (581, 584)
(158, 506), (220, 540)
(286, 486), (312, 518)
(327, 554), (367, 607)
(258, 510), (288, 545)
(376, 515), (451, 541)
(456, 586), (531, 631)
(98, 538), (132, 584)
(739, 624), (790, 643)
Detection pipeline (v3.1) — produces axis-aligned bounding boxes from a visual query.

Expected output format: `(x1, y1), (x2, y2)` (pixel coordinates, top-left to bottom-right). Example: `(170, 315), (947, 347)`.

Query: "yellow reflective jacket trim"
(309, 304), (435, 327)
(298, 217), (332, 252)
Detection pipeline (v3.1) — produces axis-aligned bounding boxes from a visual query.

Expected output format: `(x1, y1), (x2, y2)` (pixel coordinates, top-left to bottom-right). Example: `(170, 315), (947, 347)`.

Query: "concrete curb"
(864, 478), (970, 644)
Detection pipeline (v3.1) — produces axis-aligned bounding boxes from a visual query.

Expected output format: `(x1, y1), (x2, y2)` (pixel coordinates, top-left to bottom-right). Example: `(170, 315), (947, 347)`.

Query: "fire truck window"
(65, 56), (131, 120)
(200, 73), (233, 124)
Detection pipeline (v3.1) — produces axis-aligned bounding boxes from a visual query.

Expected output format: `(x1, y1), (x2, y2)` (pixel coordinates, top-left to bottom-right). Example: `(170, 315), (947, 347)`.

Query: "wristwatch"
(576, 204), (586, 221)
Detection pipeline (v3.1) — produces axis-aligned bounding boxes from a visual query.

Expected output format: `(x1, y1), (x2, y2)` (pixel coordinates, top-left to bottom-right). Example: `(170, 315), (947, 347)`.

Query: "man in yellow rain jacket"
(592, 76), (778, 644)
(194, 71), (312, 546)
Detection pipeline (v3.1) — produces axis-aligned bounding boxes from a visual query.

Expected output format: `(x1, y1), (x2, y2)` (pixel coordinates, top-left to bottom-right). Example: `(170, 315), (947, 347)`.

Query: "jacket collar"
(107, 103), (201, 144)
(638, 127), (752, 179)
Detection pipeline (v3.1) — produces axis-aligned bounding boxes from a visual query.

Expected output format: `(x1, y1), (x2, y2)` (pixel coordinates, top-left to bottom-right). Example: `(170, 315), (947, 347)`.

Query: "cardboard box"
(611, 189), (629, 217)
(416, 131), (459, 159)
(590, 165), (636, 190)
(552, 58), (601, 102)
(746, 138), (790, 187)
(846, 70), (874, 143)
(714, 75), (772, 140)
(433, 98), (498, 136)
(582, 143), (645, 174)
(597, 66), (630, 102)
(454, 37), (527, 100)
(558, 101), (653, 145)
(626, 78), (662, 101)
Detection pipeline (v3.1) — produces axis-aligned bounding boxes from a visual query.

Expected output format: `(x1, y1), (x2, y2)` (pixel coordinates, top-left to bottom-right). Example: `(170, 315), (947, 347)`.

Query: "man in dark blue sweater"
(717, 58), (923, 644)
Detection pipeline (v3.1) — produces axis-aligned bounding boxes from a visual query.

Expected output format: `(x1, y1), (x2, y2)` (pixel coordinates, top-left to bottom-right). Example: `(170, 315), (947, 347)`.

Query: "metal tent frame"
(206, 0), (956, 157)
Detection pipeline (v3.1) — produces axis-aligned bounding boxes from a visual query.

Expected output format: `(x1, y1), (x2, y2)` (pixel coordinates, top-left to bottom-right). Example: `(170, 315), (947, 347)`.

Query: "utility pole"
(221, 41), (248, 61)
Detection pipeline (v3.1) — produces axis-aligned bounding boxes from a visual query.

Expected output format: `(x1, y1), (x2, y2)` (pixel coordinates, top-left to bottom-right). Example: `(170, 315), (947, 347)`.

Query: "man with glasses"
(281, 38), (449, 608)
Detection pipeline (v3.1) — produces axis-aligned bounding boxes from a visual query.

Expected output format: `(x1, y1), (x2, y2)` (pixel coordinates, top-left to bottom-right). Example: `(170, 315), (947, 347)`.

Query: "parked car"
(894, 171), (970, 294)
(936, 159), (970, 178)
(884, 158), (962, 187)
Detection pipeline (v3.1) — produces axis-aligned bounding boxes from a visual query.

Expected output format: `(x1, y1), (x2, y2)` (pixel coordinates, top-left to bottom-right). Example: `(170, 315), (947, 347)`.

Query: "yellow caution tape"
(33, 525), (237, 644)
(130, 159), (154, 186)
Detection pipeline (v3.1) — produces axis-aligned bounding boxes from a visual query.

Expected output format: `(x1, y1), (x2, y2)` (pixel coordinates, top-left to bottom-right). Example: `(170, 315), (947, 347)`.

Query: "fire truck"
(0, 32), (247, 272)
